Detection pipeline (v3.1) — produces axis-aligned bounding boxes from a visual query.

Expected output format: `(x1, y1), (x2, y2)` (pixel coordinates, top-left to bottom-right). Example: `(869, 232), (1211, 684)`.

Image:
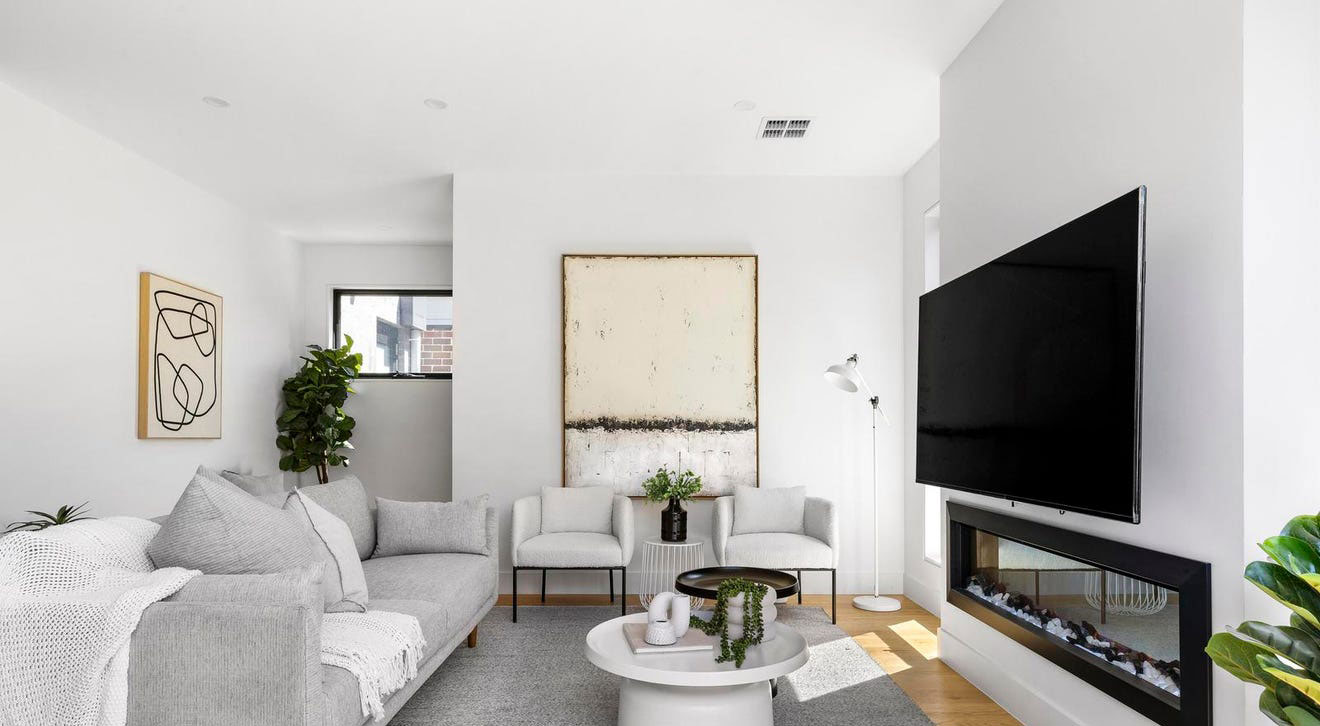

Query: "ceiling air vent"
(758, 117), (812, 139)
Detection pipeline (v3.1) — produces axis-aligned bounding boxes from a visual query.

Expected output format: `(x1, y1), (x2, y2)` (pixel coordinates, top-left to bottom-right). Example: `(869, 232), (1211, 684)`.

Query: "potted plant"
(276, 337), (363, 484)
(688, 577), (770, 667)
(1206, 511), (1320, 725)
(4, 503), (92, 534)
(642, 467), (702, 542)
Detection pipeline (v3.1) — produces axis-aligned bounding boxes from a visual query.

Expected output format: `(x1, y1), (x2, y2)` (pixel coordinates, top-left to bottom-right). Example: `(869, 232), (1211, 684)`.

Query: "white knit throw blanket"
(0, 517), (198, 726)
(321, 611), (427, 721)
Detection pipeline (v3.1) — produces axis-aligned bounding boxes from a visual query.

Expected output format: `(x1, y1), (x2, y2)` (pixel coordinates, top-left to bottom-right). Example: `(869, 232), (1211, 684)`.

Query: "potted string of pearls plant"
(688, 577), (772, 667)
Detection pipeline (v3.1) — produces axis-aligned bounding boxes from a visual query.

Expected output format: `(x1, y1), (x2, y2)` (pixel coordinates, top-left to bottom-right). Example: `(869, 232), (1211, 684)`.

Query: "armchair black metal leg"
(541, 569), (547, 603)
(831, 569), (837, 624)
(610, 569), (615, 602)
(797, 571), (803, 603)
(512, 568), (519, 623)
(621, 566), (627, 616)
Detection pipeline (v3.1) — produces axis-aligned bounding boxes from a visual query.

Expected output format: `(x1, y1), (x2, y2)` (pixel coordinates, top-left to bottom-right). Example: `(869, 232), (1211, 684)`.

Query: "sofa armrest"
(510, 495), (541, 567)
(485, 504), (499, 577)
(127, 569), (323, 726)
(804, 496), (839, 568)
(612, 495), (634, 565)
(713, 496), (734, 565)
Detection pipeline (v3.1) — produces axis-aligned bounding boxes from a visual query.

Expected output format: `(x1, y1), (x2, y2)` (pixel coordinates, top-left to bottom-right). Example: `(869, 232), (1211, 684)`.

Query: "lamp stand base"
(852, 595), (901, 612)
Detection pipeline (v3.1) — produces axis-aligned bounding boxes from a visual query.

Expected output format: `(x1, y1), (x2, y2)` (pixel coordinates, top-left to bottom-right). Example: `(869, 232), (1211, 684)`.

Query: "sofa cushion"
(299, 475), (375, 560)
(540, 486), (613, 534)
(283, 490), (369, 613)
(732, 485), (806, 535)
(148, 466), (316, 575)
(220, 470), (288, 505)
(362, 553), (495, 641)
(723, 532), (832, 569)
(516, 532), (624, 568)
(373, 496), (490, 557)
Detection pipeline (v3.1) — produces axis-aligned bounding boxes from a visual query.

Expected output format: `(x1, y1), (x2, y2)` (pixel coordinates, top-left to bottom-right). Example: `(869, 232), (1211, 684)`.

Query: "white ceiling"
(0, 0), (1001, 243)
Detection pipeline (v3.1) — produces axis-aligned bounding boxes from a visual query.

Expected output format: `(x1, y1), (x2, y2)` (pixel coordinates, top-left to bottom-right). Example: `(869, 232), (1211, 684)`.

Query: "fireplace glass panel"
(963, 530), (1181, 697)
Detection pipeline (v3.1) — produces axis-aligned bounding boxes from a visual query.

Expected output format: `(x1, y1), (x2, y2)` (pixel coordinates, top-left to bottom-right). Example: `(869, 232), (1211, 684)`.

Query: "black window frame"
(332, 288), (453, 380)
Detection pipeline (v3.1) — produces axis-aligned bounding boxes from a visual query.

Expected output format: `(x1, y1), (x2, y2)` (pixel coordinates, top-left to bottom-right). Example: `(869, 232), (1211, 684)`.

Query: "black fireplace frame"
(946, 502), (1211, 726)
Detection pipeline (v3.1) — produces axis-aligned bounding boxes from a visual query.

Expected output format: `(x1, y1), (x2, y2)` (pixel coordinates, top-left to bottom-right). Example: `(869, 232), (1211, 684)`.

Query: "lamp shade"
(824, 361), (861, 393)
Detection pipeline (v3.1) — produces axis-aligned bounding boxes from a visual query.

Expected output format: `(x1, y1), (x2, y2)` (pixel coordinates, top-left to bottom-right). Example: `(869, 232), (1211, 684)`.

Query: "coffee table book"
(621, 623), (716, 654)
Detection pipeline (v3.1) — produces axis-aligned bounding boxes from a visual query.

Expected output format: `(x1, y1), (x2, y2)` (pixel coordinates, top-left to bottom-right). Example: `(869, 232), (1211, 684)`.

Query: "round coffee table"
(585, 613), (809, 726)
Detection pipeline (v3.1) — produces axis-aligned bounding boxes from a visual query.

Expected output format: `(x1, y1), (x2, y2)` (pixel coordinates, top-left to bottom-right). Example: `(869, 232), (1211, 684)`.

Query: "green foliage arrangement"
(1207, 512), (1320, 725)
(4, 502), (92, 534)
(642, 467), (703, 503)
(277, 336), (363, 484)
(689, 577), (768, 667)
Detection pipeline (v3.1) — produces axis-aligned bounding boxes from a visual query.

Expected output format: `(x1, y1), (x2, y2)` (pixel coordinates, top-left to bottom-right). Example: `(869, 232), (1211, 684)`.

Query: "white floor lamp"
(824, 354), (901, 613)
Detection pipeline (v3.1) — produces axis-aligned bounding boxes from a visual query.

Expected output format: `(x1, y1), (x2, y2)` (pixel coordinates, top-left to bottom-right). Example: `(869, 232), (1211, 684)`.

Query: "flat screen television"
(916, 187), (1146, 523)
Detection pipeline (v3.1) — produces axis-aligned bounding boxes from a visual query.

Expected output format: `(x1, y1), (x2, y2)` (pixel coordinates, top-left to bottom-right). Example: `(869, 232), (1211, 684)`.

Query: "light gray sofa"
(126, 490), (498, 726)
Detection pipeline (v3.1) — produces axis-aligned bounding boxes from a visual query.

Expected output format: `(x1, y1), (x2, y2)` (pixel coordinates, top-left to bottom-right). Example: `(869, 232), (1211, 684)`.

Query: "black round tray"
(674, 566), (800, 599)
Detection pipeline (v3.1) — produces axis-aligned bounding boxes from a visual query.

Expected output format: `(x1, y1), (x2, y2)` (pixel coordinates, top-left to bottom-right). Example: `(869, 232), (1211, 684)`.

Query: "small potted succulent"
(642, 467), (702, 542)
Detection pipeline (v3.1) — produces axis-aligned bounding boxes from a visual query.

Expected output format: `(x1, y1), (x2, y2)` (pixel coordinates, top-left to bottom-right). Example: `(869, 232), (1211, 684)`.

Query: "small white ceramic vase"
(645, 619), (678, 646)
(725, 587), (778, 642)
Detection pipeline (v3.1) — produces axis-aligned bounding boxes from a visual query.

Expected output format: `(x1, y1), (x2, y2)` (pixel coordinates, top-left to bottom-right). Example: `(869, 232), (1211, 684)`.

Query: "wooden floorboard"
(494, 592), (1019, 726)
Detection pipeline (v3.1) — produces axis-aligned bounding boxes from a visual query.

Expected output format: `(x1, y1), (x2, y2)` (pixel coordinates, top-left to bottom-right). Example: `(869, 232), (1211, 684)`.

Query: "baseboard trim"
(496, 569), (902, 596)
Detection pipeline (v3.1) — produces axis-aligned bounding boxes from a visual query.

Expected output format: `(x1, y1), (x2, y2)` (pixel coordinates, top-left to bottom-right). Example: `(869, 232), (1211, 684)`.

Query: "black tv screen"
(916, 187), (1145, 523)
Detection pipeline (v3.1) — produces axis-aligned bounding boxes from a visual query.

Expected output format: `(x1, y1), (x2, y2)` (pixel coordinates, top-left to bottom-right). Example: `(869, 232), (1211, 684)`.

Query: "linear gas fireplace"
(947, 503), (1211, 726)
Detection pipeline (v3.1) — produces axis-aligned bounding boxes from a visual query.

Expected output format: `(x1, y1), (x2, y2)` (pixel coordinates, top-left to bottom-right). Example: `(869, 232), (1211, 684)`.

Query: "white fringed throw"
(0, 517), (198, 726)
(321, 611), (427, 721)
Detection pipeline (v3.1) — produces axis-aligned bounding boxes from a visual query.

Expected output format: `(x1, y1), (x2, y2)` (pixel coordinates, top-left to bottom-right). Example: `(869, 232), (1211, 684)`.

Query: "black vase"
(661, 497), (687, 542)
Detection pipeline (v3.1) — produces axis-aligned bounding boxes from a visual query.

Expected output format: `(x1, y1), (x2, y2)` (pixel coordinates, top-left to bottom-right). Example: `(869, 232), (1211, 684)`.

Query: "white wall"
(452, 173), (904, 595)
(298, 243), (454, 502)
(1242, 0), (1320, 614)
(0, 80), (301, 523)
(937, 2), (1245, 725)
(900, 144), (945, 614)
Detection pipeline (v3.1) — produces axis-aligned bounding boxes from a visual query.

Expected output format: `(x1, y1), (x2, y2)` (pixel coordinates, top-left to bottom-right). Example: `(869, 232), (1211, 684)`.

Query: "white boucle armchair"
(510, 489), (633, 622)
(713, 494), (839, 622)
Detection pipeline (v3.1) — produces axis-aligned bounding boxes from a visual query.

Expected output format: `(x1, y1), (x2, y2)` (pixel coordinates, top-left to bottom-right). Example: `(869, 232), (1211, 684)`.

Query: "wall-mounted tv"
(917, 187), (1146, 523)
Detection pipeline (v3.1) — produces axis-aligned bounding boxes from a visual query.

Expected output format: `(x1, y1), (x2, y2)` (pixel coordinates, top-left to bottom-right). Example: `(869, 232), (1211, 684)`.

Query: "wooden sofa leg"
(467, 626), (478, 648)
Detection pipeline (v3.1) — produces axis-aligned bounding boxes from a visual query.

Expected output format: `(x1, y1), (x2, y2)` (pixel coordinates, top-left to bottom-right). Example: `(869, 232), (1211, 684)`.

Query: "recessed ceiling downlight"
(201, 96), (230, 108)
(423, 98), (448, 110)
(732, 99), (757, 112)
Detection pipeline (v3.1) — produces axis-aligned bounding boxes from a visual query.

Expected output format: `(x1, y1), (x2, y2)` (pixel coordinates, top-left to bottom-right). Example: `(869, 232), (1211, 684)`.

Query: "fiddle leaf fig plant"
(276, 336), (362, 484)
(1207, 514), (1320, 725)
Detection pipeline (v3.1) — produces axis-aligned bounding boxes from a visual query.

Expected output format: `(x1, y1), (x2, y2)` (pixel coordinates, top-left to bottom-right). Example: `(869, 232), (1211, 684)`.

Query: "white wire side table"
(638, 538), (706, 609)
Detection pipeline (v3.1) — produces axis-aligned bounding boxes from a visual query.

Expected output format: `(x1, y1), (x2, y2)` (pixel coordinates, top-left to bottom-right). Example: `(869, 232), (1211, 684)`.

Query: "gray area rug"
(391, 605), (934, 726)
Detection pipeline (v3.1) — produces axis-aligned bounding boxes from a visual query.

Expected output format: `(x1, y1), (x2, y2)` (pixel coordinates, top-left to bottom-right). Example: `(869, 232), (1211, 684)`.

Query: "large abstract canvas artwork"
(563, 255), (757, 496)
(138, 272), (223, 439)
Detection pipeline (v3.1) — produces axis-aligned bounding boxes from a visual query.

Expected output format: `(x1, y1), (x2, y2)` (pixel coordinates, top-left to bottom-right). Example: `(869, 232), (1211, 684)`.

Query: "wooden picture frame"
(562, 254), (758, 497)
(137, 272), (223, 439)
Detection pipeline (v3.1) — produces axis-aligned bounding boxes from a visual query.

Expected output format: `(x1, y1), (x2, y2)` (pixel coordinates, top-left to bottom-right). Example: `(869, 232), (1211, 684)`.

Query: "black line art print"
(152, 289), (219, 431)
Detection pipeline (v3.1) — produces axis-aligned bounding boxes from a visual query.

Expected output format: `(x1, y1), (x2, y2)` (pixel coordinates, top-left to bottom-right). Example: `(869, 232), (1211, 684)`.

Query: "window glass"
(333, 290), (452, 378)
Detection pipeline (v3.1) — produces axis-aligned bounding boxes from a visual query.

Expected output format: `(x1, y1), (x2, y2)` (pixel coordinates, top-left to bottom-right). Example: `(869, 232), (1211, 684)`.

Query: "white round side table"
(638, 538), (705, 608)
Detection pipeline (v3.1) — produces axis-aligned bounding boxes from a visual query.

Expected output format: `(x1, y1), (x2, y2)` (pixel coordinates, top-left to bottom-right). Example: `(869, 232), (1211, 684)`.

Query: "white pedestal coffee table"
(585, 612), (809, 726)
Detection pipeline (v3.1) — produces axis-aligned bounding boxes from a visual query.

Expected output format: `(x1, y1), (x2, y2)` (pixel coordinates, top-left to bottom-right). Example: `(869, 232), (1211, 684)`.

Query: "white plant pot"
(724, 588), (778, 642)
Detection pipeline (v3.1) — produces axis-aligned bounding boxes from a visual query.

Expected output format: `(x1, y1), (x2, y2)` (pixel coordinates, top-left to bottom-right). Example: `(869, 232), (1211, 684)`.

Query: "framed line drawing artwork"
(138, 272), (223, 439)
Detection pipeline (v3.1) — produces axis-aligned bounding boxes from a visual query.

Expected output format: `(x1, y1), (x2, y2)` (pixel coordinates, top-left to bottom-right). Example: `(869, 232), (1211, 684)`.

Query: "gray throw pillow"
(298, 475), (375, 560)
(731, 485), (807, 535)
(283, 490), (369, 612)
(220, 470), (288, 505)
(147, 466), (316, 575)
(374, 495), (490, 557)
(541, 486), (613, 534)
